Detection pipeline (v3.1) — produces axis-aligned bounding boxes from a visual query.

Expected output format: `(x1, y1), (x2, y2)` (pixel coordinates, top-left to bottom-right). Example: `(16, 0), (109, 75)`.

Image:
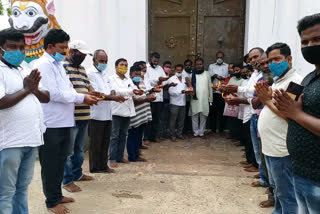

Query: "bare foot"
(48, 204), (70, 214)
(110, 162), (118, 168)
(60, 196), (75, 204)
(79, 174), (94, 181)
(136, 157), (147, 162)
(251, 181), (265, 187)
(144, 140), (151, 145)
(118, 159), (130, 164)
(254, 173), (260, 179)
(260, 200), (275, 208)
(63, 183), (81, 193)
(244, 167), (259, 172)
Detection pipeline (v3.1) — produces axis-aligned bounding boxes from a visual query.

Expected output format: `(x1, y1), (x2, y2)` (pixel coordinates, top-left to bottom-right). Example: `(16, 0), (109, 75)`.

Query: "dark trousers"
(183, 101), (192, 134)
(159, 99), (170, 137)
(240, 121), (258, 168)
(88, 120), (112, 172)
(127, 124), (145, 162)
(109, 115), (130, 163)
(169, 104), (186, 137)
(146, 102), (163, 141)
(209, 93), (226, 132)
(226, 117), (243, 141)
(143, 121), (153, 142)
(39, 128), (72, 208)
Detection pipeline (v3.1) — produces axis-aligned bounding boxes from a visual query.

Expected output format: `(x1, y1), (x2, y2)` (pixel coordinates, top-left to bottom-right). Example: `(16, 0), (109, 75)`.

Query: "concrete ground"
(28, 134), (273, 214)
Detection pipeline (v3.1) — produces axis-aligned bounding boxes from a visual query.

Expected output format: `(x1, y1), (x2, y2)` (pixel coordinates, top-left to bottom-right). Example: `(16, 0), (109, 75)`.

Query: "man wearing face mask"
(62, 40), (98, 193)
(87, 50), (126, 173)
(0, 28), (50, 214)
(273, 14), (320, 213)
(34, 29), (99, 214)
(256, 43), (302, 214)
(208, 51), (229, 134)
(182, 59), (194, 134)
(190, 58), (213, 137)
(144, 52), (170, 142)
(127, 65), (156, 162)
(168, 64), (190, 141)
(108, 58), (143, 168)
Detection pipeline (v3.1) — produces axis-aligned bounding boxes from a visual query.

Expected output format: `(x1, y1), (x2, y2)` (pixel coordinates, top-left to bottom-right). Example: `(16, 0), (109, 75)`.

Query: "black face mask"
(150, 62), (157, 69)
(241, 74), (248, 79)
(302, 45), (320, 65)
(263, 70), (274, 86)
(72, 54), (86, 66)
(185, 68), (192, 73)
(234, 72), (241, 78)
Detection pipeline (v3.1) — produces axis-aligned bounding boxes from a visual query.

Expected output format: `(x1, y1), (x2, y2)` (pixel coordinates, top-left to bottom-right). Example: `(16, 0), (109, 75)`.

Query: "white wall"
(0, 0), (148, 72)
(54, 0), (147, 71)
(245, 0), (320, 76)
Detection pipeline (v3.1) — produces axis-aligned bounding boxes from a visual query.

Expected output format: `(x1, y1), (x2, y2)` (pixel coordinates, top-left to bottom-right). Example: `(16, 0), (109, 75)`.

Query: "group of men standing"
(0, 12), (319, 214)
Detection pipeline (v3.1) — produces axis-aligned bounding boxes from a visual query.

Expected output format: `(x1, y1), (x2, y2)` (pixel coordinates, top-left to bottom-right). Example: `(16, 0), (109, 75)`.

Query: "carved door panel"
(149, 0), (198, 65)
(197, 0), (246, 69)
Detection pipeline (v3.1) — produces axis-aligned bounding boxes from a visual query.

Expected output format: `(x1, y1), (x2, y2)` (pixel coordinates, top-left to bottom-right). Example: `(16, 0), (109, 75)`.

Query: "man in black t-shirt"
(274, 13), (320, 214)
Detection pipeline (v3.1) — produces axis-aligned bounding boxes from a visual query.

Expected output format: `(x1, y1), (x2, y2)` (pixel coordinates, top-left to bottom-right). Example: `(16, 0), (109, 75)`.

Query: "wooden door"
(148, 0), (246, 67)
(197, 0), (246, 69)
(149, 0), (198, 65)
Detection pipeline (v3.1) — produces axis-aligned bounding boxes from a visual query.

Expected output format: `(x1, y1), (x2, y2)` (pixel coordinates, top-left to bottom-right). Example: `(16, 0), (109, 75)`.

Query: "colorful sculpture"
(8, 0), (60, 62)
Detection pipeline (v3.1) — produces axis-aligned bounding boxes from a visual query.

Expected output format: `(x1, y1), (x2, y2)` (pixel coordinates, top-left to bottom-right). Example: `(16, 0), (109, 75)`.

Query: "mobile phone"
(286, 81), (304, 101)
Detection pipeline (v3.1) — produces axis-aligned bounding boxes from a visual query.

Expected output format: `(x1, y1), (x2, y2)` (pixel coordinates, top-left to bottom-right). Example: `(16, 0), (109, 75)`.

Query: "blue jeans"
(109, 115), (130, 163)
(127, 125), (144, 162)
(293, 175), (320, 214)
(265, 155), (298, 214)
(63, 120), (89, 185)
(0, 147), (37, 214)
(250, 115), (268, 186)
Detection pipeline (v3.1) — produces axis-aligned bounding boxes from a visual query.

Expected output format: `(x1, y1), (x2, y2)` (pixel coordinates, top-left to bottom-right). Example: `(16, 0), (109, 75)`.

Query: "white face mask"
(176, 72), (183, 77)
(217, 58), (223, 65)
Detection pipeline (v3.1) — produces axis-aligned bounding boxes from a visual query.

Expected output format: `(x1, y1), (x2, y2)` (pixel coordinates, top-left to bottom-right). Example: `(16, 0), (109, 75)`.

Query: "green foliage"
(6, 7), (11, 16)
(0, 1), (4, 16)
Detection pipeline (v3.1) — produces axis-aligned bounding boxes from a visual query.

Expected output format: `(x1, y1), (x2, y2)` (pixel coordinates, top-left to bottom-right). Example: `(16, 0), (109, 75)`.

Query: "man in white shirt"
(168, 64), (190, 141)
(182, 59), (193, 134)
(109, 58), (143, 168)
(208, 51), (229, 134)
(190, 58), (213, 137)
(87, 50), (125, 173)
(144, 52), (169, 142)
(34, 29), (99, 214)
(256, 43), (300, 213)
(225, 48), (265, 177)
(0, 28), (50, 214)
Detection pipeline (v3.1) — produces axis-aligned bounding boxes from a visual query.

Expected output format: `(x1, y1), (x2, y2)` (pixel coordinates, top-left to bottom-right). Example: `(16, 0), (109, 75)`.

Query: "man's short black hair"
(297, 13), (320, 36)
(233, 64), (242, 69)
(93, 49), (106, 60)
(130, 65), (142, 74)
(175, 64), (184, 69)
(243, 53), (249, 63)
(150, 52), (160, 59)
(244, 64), (254, 72)
(163, 60), (172, 66)
(249, 47), (265, 55)
(115, 58), (127, 66)
(44, 29), (70, 50)
(0, 28), (25, 46)
(195, 57), (204, 63)
(216, 51), (225, 57)
(266, 42), (291, 58)
(184, 59), (193, 65)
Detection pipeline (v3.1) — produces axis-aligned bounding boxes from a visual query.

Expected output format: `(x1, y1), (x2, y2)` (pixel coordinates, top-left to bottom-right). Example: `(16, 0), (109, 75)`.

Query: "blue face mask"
(132, 76), (141, 83)
(97, 63), (107, 71)
(51, 52), (65, 62)
(1, 48), (25, 66)
(269, 60), (289, 77)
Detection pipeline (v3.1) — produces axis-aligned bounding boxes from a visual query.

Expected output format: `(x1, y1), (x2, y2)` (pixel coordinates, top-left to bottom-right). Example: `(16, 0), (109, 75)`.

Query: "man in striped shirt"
(62, 40), (98, 193)
(127, 65), (157, 162)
